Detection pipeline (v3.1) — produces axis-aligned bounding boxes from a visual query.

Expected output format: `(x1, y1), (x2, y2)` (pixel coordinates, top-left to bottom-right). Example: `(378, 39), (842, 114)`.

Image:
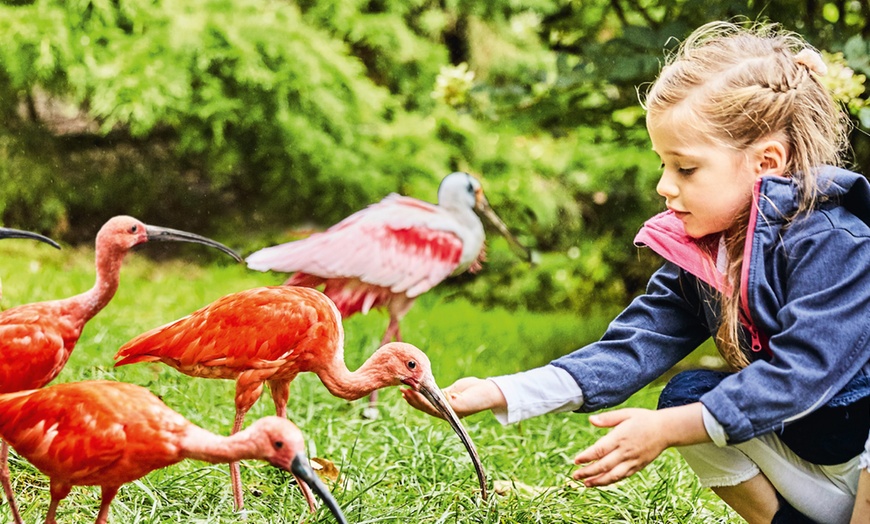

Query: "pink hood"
(633, 210), (729, 293)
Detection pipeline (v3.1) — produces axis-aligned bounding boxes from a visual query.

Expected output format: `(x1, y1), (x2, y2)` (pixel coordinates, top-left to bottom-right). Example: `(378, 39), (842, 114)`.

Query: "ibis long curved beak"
(145, 225), (243, 262)
(0, 228), (60, 249)
(474, 193), (531, 263)
(290, 453), (348, 524)
(418, 375), (488, 500)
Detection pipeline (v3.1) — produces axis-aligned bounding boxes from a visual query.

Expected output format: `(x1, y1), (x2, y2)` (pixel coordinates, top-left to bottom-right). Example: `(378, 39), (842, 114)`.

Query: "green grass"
(0, 243), (740, 523)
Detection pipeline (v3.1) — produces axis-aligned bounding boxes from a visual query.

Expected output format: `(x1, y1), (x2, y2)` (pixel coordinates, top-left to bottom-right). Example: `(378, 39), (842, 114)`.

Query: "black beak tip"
(420, 385), (488, 501)
(144, 226), (243, 262)
(0, 229), (61, 249)
(290, 454), (348, 524)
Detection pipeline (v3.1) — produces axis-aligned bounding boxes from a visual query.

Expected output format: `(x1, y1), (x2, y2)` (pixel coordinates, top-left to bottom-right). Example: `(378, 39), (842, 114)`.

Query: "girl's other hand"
(571, 408), (673, 487)
(402, 376), (506, 419)
(572, 403), (708, 487)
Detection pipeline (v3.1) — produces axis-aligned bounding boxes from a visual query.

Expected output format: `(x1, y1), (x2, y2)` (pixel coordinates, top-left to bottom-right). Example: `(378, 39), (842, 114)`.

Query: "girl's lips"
(669, 208), (689, 220)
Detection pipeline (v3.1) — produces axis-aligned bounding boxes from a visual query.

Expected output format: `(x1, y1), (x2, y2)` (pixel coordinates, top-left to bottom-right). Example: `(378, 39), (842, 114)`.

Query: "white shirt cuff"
(488, 365), (584, 425)
(702, 405), (728, 446)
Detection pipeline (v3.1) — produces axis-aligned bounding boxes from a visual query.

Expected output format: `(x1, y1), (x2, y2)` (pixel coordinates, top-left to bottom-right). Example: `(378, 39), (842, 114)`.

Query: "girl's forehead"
(647, 103), (699, 132)
(647, 107), (724, 152)
(647, 115), (699, 150)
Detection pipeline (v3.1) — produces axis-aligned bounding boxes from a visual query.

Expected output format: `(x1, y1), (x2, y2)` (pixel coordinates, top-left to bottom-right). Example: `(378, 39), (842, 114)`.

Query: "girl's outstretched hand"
(572, 404), (708, 487)
(402, 376), (506, 419)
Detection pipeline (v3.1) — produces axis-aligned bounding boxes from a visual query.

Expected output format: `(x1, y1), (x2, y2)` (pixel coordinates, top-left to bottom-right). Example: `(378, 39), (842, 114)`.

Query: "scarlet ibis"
(0, 380), (347, 524)
(0, 215), (242, 524)
(114, 285), (488, 510)
(245, 172), (529, 347)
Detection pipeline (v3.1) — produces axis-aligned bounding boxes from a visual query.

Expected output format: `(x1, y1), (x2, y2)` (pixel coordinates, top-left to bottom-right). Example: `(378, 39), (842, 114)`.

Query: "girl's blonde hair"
(642, 20), (849, 369)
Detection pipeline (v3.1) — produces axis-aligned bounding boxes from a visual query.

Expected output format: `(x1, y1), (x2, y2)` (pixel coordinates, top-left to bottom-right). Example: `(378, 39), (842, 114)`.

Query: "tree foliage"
(0, 0), (868, 313)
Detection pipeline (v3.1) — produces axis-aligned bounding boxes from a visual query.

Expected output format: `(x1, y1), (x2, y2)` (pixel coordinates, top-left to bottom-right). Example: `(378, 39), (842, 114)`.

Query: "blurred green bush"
(0, 0), (867, 315)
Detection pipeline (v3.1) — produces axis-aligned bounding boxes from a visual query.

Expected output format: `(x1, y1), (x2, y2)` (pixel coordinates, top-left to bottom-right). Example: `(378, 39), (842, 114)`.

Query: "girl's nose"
(656, 170), (678, 200)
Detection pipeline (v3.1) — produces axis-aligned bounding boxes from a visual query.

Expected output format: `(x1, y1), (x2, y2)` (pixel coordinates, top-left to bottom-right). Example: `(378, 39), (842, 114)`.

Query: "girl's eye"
(660, 162), (695, 175)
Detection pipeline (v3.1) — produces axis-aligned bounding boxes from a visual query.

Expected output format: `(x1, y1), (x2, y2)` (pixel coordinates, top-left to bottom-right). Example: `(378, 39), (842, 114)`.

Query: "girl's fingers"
(401, 388), (444, 418)
(588, 408), (638, 428)
(572, 408), (653, 487)
(572, 445), (618, 485)
(576, 461), (637, 487)
(571, 450), (638, 487)
(572, 456), (612, 480)
(573, 438), (615, 465)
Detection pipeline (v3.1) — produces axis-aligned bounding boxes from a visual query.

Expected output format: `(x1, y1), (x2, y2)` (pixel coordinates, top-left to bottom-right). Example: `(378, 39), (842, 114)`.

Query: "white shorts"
(861, 434), (870, 471)
(678, 432), (861, 523)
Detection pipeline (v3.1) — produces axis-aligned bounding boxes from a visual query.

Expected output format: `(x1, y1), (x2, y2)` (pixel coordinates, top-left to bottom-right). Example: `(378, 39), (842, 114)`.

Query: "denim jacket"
(551, 166), (870, 444)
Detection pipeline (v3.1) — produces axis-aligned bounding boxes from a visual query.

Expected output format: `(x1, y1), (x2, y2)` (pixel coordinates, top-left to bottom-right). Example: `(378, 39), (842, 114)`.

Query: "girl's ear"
(754, 139), (788, 178)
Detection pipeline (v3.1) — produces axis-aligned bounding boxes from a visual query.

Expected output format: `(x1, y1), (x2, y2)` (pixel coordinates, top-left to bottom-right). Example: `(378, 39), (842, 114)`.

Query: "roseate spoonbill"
(114, 286), (488, 510)
(0, 215), (242, 524)
(0, 380), (347, 524)
(245, 171), (529, 347)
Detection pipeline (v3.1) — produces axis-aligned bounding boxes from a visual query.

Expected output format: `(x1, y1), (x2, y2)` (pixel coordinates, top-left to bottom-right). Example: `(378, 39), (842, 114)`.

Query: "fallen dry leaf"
(310, 457), (341, 483)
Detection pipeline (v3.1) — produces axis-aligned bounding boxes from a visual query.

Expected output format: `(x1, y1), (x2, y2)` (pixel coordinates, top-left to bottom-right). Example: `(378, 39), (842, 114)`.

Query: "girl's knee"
(658, 369), (732, 410)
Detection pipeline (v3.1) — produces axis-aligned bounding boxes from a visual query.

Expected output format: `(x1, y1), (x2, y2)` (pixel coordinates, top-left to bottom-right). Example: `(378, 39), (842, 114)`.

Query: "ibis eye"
(274, 441), (284, 449)
(408, 360), (416, 370)
(130, 225), (138, 233)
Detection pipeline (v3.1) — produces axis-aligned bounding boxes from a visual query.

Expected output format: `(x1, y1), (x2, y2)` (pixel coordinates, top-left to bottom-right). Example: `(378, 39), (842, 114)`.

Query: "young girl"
(404, 21), (870, 524)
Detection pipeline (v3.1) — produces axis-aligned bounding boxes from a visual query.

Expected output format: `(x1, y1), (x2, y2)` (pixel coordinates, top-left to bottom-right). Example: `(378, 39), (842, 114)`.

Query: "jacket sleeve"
(551, 262), (712, 412)
(700, 227), (870, 443)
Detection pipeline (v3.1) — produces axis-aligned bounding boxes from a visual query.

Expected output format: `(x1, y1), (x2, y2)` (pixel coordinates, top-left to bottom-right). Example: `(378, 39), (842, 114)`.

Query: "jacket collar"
(753, 165), (870, 226)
